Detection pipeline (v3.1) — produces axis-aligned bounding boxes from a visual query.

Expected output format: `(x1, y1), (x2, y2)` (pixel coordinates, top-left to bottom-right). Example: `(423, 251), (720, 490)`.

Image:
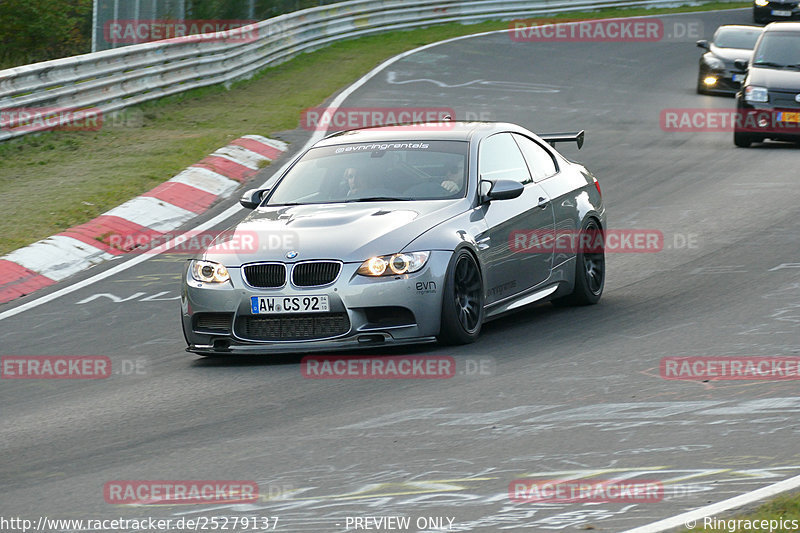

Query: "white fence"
(0, 0), (735, 142)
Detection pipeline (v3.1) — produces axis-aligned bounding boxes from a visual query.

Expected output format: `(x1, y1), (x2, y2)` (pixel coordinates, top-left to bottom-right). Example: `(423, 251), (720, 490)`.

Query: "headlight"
(357, 251), (430, 277)
(704, 56), (725, 70)
(754, 0), (769, 6)
(190, 260), (230, 283)
(745, 86), (769, 103)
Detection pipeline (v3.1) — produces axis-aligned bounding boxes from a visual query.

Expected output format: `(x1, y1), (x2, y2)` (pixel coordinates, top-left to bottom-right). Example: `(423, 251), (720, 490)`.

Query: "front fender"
(402, 208), (487, 257)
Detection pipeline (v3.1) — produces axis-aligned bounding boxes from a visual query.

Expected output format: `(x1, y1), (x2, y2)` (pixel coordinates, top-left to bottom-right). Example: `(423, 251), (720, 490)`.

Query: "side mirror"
(484, 179), (524, 201)
(696, 40), (710, 50)
(734, 59), (749, 71)
(239, 188), (269, 209)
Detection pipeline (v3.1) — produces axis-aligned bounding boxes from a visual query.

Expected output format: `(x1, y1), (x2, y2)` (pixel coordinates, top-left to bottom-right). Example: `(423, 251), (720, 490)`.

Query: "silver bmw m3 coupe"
(181, 121), (605, 355)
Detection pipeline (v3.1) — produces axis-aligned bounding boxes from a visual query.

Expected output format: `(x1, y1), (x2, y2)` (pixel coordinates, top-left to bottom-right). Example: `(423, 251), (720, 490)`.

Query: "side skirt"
(484, 283), (561, 321)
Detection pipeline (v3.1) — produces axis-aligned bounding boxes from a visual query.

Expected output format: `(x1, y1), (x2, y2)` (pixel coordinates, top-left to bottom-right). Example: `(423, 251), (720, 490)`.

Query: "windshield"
(714, 27), (761, 49)
(753, 32), (800, 67)
(266, 140), (469, 205)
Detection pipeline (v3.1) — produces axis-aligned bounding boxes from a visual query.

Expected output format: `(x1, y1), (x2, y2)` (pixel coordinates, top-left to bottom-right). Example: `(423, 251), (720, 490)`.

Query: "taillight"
(594, 178), (601, 198)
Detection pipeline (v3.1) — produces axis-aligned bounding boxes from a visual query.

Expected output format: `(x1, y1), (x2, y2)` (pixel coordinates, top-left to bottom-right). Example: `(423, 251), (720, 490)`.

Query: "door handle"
(537, 197), (549, 209)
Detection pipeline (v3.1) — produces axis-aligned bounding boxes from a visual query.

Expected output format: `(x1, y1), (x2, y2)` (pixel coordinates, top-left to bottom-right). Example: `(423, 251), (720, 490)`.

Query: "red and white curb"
(0, 135), (287, 304)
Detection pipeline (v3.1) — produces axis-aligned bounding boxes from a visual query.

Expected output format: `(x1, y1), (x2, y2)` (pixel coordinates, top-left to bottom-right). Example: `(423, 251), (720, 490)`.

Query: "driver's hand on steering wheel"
(441, 180), (459, 192)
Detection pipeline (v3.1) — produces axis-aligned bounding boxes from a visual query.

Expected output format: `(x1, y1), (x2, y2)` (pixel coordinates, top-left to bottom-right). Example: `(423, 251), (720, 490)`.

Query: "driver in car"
(344, 167), (365, 197)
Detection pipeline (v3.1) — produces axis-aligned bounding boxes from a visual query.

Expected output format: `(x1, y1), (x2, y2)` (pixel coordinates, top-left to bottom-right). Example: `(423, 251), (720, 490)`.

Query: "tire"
(438, 249), (484, 345)
(734, 131), (753, 148)
(552, 218), (605, 307)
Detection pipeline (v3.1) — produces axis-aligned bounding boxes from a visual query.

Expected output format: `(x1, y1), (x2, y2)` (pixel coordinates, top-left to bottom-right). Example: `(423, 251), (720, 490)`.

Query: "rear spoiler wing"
(539, 130), (585, 150)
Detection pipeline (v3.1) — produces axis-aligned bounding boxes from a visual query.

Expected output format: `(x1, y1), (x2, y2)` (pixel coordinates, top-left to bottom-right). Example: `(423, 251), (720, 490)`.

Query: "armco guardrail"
(0, 0), (735, 142)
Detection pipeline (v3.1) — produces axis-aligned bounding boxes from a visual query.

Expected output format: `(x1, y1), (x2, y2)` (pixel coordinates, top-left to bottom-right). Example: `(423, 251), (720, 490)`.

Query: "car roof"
(763, 22), (800, 32)
(314, 121), (527, 146)
(716, 24), (762, 31)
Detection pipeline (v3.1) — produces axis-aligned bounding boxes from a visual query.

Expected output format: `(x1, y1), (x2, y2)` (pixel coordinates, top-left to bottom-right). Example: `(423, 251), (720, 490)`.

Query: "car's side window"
(512, 134), (558, 182)
(478, 132), (532, 185)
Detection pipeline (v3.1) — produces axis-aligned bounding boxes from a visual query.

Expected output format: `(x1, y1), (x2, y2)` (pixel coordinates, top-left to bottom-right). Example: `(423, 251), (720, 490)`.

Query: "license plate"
(251, 295), (329, 314)
(732, 73), (745, 82)
(772, 9), (792, 16)
(777, 111), (800, 123)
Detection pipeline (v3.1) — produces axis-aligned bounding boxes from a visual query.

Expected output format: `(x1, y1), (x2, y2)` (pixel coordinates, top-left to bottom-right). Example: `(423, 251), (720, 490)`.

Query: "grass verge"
(0, 1), (749, 256)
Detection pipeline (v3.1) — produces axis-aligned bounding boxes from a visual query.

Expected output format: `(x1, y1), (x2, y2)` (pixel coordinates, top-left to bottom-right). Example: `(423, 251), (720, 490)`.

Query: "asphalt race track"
(3, 8), (800, 532)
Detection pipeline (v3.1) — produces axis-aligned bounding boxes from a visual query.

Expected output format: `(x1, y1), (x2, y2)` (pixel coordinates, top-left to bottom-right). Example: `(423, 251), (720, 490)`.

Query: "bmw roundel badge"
(286, 250), (298, 259)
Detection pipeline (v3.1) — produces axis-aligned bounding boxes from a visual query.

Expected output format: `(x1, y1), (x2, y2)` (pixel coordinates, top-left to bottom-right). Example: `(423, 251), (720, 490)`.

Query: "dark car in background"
(697, 25), (762, 94)
(734, 22), (800, 146)
(754, 0), (800, 23)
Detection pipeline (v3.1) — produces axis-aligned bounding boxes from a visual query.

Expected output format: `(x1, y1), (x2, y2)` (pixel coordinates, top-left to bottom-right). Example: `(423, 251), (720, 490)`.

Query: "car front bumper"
(181, 251), (452, 355)
(699, 66), (745, 94)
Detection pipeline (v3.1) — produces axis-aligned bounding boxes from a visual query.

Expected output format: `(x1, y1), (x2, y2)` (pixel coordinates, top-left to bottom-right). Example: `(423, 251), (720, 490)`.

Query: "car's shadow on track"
(746, 141), (800, 149)
(188, 301), (615, 368)
(693, 91), (736, 99)
(188, 342), (437, 368)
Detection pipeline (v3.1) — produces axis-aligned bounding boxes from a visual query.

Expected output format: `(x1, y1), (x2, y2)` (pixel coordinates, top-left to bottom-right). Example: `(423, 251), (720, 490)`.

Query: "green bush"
(0, 0), (342, 70)
(187, 0), (339, 20)
(255, 1), (339, 19)
(0, 0), (339, 69)
(0, 0), (92, 68)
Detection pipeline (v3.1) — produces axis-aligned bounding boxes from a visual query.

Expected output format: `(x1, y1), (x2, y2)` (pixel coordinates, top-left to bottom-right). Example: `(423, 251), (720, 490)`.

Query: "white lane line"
(621, 472), (800, 532)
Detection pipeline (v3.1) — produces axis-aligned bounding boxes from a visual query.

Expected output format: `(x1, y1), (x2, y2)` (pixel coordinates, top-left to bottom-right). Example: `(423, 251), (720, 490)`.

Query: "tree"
(0, 0), (92, 67)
